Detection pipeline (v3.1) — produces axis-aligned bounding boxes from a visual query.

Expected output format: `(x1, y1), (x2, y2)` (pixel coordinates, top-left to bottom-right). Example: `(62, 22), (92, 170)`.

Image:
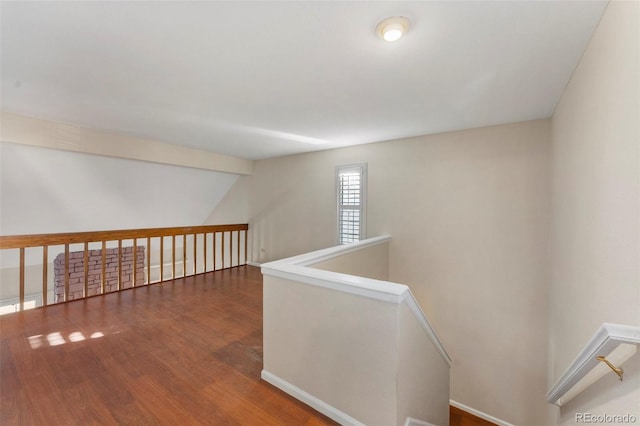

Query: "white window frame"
(336, 163), (367, 245)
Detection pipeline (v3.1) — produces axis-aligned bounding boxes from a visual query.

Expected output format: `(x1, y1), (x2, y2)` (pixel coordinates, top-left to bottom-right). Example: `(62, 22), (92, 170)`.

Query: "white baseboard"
(246, 261), (261, 267)
(450, 400), (514, 426)
(261, 370), (364, 426)
(404, 417), (438, 426)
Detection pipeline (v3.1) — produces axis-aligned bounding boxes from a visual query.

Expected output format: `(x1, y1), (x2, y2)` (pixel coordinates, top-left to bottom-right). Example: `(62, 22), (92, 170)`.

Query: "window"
(336, 164), (367, 244)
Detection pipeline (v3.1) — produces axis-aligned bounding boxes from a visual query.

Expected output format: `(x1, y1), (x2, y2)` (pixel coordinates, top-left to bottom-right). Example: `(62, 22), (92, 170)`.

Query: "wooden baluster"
(204, 233), (208, 273)
(147, 237), (151, 284)
(19, 248), (25, 311)
(84, 242), (89, 298)
(118, 240), (122, 291)
(182, 235), (187, 277)
(237, 230), (240, 268)
(172, 235), (176, 279)
(42, 246), (48, 306)
(160, 236), (164, 282)
(101, 241), (106, 294)
(0, 225), (249, 305)
(213, 233), (217, 271)
(64, 244), (70, 302)
(132, 239), (137, 287)
(193, 234), (197, 275)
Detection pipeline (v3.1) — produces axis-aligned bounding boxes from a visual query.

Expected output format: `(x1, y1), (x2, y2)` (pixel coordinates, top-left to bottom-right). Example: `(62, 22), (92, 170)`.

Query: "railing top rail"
(0, 223), (249, 249)
(280, 235), (393, 268)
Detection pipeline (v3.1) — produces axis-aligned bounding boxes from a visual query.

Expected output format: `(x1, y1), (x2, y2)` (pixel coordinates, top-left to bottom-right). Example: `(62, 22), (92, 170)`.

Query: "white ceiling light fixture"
(376, 16), (410, 42)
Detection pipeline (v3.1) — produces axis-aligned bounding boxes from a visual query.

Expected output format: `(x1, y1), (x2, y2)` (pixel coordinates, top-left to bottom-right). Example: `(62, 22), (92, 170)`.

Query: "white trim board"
(262, 264), (407, 303)
(450, 400), (515, 426)
(269, 235), (391, 267)
(1, 112), (253, 175)
(261, 370), (365, 426)
(263, 373), (487, 426)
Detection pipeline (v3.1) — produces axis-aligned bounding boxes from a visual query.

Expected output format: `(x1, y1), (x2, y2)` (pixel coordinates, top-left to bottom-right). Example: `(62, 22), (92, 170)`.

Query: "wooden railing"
(0, 224), (248, 313)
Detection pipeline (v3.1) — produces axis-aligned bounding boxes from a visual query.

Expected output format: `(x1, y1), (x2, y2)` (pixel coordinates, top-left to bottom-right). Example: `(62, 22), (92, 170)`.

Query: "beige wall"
(0, 142), (240, 307)
(263, 275), (399, 425)
(262, 271), (450, 426)
(0, 263), (54, 307)
(206, 147), (339, 262)
(397, 302), (450, 426)
(208, 119), (551, 424)
(311, 241), (389, 281)
(0, 142), (239, 235)
(549, 0), (640, 422)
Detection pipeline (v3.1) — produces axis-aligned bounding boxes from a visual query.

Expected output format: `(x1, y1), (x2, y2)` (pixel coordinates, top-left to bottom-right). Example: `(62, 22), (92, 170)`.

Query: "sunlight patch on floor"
(28, 330), (105, 349)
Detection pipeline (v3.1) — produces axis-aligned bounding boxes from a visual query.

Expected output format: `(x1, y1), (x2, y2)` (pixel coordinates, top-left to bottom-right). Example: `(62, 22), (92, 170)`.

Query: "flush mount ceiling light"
(376, 16), (410, 42)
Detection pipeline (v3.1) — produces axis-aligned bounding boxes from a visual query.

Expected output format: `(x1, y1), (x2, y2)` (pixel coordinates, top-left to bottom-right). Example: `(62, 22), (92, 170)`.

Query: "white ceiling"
(1, 1), (607, 160)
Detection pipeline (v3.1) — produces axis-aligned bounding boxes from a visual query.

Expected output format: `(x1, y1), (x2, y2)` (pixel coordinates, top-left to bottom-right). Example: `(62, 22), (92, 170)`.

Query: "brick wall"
(54, 247), (145, 302)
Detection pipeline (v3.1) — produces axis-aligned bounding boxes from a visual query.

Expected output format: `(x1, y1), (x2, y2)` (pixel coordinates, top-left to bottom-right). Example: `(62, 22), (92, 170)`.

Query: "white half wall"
(549, 0), (640, 423)
(207, 119), (551, 424)
(261, 237), (450, 426)
(397, 302), (450, 426)
(263, 274), (399, 426)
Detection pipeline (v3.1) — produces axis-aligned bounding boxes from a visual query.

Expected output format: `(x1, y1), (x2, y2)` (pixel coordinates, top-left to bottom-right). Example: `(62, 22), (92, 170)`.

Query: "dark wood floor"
(450, 406), (497, 426)
(0, 266), (337, 425)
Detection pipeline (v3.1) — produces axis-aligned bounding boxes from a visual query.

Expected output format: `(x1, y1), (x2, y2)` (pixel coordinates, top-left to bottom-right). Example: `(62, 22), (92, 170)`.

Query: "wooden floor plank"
(450, 405), (498, 426)
(128, 375), (204, 425)
(60, 380), (120, 426)
(0, 266), (337, 425)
